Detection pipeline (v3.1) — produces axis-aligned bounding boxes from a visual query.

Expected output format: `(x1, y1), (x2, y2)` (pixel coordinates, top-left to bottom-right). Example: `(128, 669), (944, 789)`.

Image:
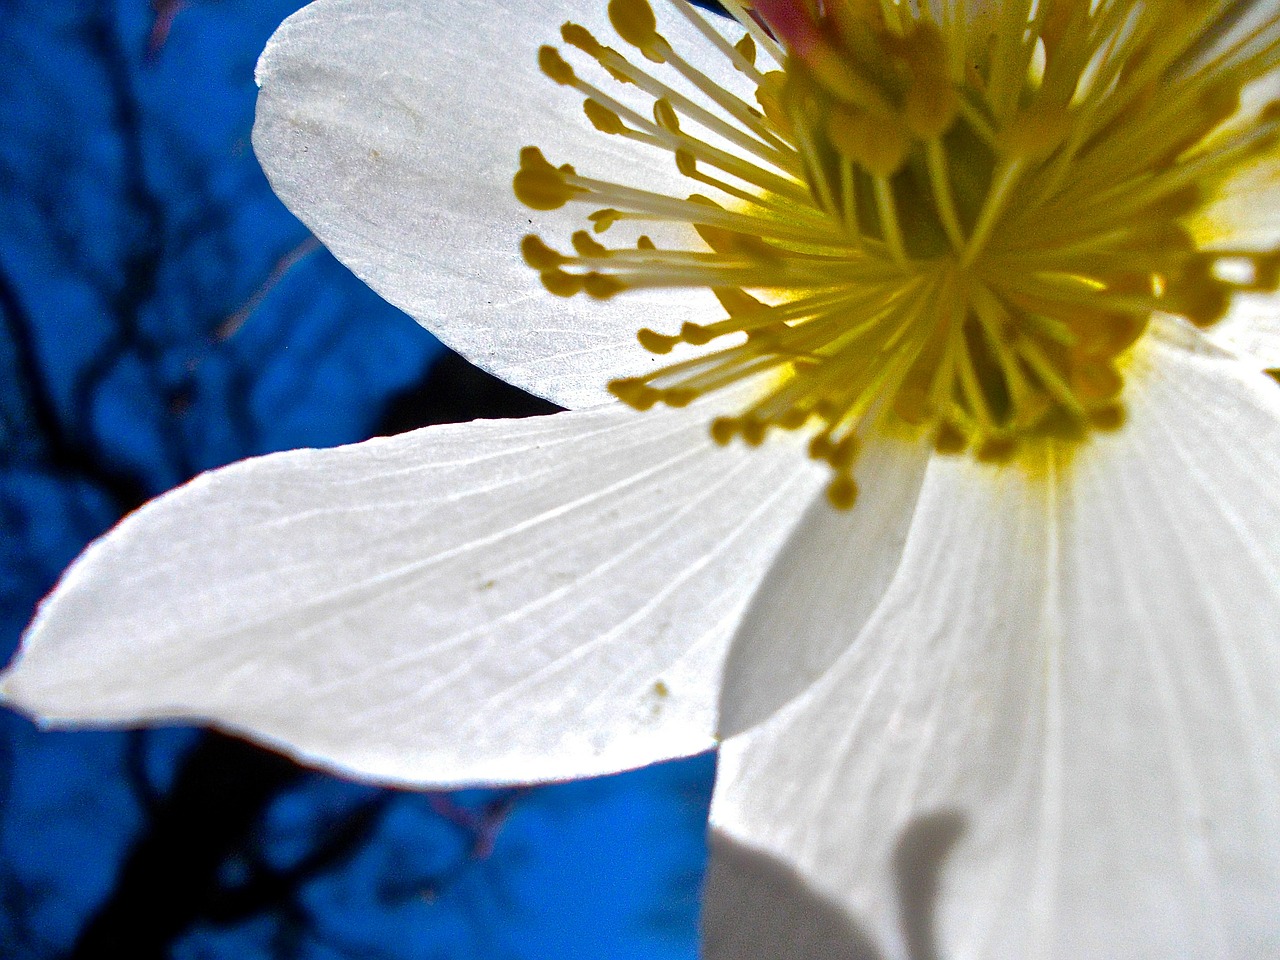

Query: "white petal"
(3, 405), (824, 787)
(253, 0), (757, 409)
(708, 330), (1280, 959)
(1200, 294), (1280, 370)
(717, 436), (932, 738)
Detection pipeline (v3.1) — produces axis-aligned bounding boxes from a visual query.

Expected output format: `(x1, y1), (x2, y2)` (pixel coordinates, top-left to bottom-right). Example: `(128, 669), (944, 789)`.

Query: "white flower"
(5, 0), (1280, 956)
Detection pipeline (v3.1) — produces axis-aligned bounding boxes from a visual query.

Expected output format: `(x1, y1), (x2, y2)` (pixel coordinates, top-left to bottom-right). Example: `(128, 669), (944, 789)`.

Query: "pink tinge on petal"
(749, 0), (821, 55)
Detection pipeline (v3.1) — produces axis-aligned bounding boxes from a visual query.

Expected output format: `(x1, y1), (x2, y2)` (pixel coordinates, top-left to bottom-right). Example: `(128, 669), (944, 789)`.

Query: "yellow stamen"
(515, 0), (1280, 507)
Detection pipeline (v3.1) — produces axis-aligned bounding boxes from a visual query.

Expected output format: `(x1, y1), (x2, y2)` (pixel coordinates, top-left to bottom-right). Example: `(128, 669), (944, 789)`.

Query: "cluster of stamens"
(515, 0), (1280, 508)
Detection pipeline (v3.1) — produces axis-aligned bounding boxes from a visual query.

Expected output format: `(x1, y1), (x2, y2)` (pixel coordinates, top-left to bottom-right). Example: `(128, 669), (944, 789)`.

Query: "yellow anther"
(538, 45), (576, 84)
(571, 231), (608, 256)
(933, 421), (968, 454)
(583, 99), (627, 134)
(826, 434), (860, 470)
(521, 235), (567, 270)
(561, 22), (633, 83)
(811, 398), (838, 421)
(637, 328), (679, 353)
(1252, 252), (1280, 291)
(513, 147), (582, 210)
(560, 22), (602, 55)
(584, 272), (626, 299)
(587, 209), (621, 232)
(1160, 257), (1230, 326)
(826, 475), (859, 510)
(608, 0), (664, 60)
(976, 436), (1018, 463)
(680, 321), (715, 345)
(1171, 280), (1230, 327)
(541, 269), (585, 297)
(609, 377), (661, 409)
(710, 416), (738, 445)
(1087, 404), (1125, 431)
(636, 235), (655, 250)
(808, 431), (832, 461)
(653, 98), (680, 132)
(608, 0), (655, 45)
(739, 416), (767, 445)
(775, 408), (808, 429)
(734, 34), (756, 68)
(661, 388), (698, 407)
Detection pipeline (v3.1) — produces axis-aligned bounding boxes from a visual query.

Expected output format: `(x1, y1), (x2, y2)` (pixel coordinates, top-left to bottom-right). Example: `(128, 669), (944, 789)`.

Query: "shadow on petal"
(715, 442), (930, 740)
(893, 809), (966, 960)
(702, 829), (884, 960)
(704, 809), (968, 960)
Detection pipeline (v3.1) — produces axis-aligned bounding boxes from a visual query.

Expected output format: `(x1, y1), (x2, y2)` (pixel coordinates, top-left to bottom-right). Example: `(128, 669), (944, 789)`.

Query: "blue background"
(0, 1), (714, 956)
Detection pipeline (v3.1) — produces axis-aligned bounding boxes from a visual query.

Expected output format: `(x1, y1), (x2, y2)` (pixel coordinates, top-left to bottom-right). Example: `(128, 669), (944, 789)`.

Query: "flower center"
(515, 0), (1280, 508)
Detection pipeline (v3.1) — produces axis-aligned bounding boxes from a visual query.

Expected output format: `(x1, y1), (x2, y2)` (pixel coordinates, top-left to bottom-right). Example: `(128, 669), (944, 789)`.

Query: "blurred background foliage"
(0, 1), (715, 957)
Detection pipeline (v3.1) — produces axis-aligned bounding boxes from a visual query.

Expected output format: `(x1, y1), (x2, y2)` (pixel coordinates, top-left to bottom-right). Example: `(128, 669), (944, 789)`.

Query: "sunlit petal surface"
(4, 403), (824, 785)
(254, 0), (748, 409)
